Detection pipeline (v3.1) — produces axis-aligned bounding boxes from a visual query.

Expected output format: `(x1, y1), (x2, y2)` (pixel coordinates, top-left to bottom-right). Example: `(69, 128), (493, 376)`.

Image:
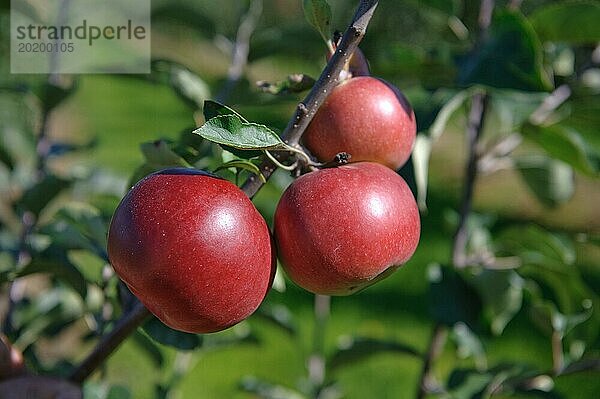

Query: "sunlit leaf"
(193, 115), (284, 150)
(169, 65), (210, 110)
(429, 89), (472, 140)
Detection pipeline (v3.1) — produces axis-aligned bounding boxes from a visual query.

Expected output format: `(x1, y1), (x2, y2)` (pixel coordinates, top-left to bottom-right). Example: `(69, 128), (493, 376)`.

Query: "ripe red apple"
(107, 168), (275, 333)
(303, 76), (416, 170)
(274, 162), (420, 295)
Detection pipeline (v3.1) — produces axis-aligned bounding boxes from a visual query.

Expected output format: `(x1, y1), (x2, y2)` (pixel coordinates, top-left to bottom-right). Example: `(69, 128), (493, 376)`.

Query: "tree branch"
(242, 0), (380, 198)
(215, 0), (263, 103)
(452, 91), (489, 268)
(417, 2), (494, 397)
(451, 0), (494, 268)
(68, 0), (380, 384)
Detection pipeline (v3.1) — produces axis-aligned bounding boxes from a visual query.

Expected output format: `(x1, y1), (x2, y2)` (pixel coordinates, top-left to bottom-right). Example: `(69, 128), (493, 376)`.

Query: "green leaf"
(193, 115), (284, 151)
(530, 301), (593, 338)
(35, 80), (77, 113)
(472, 270), (524, 335)
(496, 225), (576, 270)
(140, 140), (188, 167)
(239, 376), (307, 399)
(521, 123), (597, 176)
(214, 160), (266, 183)
(253, 304), (297, 335)
(530, 1), (600, 44)
(83, 382), (132, 399)
(131, 331), (164, 367)
(412, 134), (431, 211)
(560, 94), (600, 158)
(428, 264), (482, 328)
(169, 65), (210, 109)
(516, 156), (575, 207)
(142, 317), (202, 351)
(451, 323), (487, 370)
(446, 369), (493, 399)
(487, 89), (548, 135)
(459, 10), (552, 91)
(16, 245), (87, 299)
(329, 336), (420, 371)
(429, 90), (472, 140)
(302, 0), (333, 43)
(203, 100), (248, 122)
(257, 74), (316, 95)
(19, 174), (71, 216)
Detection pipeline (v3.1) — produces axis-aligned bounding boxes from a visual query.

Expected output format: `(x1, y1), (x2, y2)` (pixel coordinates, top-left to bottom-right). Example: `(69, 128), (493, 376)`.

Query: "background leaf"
(472, 270), (525, 335)
(521, 123), (597, 176)
(428, 264), (482, 329)
(142, 317), (202, 351)
(329, 336), (420, 371)
(203, 100), (248, 122)
(459, 10), (552, 91)
(530, 1), (600, 44)
(302, 0), (333, 43)
(516, 156), (575, 207)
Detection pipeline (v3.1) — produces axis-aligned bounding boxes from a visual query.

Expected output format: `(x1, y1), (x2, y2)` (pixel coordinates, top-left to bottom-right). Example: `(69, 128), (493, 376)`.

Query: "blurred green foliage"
(1, 0), (599, 398)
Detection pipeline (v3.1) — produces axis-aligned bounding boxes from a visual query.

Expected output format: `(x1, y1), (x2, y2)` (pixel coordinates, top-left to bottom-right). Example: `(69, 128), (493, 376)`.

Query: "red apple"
(108, 168), (275, 333)
(274, 162), (420, 295)
(303, 76), (416, 170)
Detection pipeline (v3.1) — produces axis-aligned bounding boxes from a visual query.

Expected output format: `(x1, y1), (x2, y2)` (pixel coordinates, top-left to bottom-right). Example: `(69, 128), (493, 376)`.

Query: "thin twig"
(215, 0), (263, 103)
(68, 301), (151, 384)
(415, 324), (447, 399)
(453, 91), (489, 268)
(308, 294), (331, 392)
(451, 0), (494, 268)
(242, 0), (380, 198)
(508, 0), (523, 11)
(551, 331), (564, 375)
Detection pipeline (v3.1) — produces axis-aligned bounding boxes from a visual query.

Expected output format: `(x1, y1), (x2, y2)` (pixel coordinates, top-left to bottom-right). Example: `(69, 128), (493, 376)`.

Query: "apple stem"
(241, 0), (380, 198)
(68, 301), (151, 384)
